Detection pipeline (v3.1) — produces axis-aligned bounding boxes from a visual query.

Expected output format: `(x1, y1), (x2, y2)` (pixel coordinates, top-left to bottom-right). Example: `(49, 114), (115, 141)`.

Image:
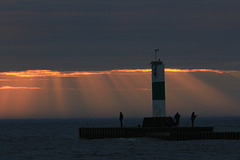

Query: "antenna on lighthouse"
(154, 48), (159, 61)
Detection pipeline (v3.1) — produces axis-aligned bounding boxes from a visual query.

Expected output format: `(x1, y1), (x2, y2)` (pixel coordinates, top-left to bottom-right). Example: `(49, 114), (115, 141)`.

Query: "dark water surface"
(1, 117), (240, 160)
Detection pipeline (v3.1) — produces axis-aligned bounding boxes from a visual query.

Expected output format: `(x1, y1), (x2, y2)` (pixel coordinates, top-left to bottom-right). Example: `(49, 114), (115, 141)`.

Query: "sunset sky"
(0, 69), (239, 118)
(0, 1), (240, 118)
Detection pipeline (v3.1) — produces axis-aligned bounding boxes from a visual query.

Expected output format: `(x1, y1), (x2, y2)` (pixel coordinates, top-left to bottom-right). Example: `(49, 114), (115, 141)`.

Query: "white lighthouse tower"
(151, 59), (166, 117)
(151, 48), (166, 117)
(142, 49), (174, 127)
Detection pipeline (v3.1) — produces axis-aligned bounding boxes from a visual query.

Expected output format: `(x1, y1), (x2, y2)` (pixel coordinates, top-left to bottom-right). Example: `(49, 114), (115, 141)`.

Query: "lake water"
(1, 117), (240, 160)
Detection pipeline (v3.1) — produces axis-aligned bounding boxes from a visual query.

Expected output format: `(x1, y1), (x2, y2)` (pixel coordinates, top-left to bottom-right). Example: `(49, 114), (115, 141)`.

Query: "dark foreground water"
(1, 117), (240, 160)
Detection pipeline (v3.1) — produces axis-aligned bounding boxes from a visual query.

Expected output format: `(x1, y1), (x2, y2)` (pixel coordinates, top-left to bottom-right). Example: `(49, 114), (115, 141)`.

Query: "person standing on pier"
(191, 112), (197, 127)
(119, 112), (124, 127)
(174, 112), (181, 127)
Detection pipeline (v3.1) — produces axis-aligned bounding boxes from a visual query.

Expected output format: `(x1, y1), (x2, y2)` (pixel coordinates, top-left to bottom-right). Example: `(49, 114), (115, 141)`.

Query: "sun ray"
(0, 68), (239, 118)
(75, 74), (122, 117)
(50, 77), (67, 117)
(166, 72), (239, 116)
(0, 77), (42, 118)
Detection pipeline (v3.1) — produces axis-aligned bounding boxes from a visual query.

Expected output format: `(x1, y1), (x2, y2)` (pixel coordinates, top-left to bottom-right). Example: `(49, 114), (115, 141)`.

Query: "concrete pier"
(79, 127), (219, 140)
(79, 118), (240, 140)
(168, 132), (240, 140)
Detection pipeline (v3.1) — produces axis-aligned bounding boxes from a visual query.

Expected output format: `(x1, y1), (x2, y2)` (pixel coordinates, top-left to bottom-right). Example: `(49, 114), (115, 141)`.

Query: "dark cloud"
(0, 0), (240, 71)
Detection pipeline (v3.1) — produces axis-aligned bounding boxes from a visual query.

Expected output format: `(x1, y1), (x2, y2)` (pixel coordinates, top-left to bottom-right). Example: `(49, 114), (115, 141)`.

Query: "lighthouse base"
(142, 117), (175, 128)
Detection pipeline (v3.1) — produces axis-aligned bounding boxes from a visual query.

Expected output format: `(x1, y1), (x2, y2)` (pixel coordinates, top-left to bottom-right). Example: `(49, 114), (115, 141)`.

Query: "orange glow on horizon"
(165, 68), (237, 74)
(0, 68), (237, 78)
(0, 86), (41, 90)
(0, 68), (239, 118)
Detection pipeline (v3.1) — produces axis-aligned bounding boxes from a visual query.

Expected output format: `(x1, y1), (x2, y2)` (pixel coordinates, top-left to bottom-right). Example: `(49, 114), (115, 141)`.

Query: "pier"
(79, 127), (240, 140)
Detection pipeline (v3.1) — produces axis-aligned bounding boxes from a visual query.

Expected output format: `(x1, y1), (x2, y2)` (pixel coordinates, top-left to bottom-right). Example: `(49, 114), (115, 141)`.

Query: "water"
(1, 117), (240, 160)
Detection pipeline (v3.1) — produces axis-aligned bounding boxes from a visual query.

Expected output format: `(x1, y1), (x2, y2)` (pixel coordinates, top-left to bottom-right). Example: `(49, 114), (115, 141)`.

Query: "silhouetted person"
(174, 112), (181, 127)
(119, 112), (123, 127)
(191, 112), (197, 127)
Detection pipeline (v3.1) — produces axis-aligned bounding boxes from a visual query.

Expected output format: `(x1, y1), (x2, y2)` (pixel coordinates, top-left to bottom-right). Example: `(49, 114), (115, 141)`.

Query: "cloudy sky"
(0, 1), (239, 118)
(0, 0), (240, 71)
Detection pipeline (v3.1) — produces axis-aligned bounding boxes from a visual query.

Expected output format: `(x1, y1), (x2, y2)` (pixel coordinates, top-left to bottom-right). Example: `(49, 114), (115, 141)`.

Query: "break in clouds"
(0, 68), (239, 118)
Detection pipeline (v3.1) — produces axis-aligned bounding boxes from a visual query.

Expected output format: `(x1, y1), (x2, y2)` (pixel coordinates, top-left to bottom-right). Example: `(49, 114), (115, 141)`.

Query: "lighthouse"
(151, 59), (166, 117)
(142, 49), (171, 127)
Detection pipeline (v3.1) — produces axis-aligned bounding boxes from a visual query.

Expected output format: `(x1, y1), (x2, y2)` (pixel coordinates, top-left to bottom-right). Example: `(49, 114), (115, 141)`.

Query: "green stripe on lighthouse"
(152, 82), (165, 100)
